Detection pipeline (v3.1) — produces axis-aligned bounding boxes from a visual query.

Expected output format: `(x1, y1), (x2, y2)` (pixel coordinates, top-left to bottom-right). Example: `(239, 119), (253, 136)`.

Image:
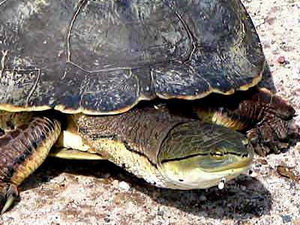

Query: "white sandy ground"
(1, 0), (300, 224)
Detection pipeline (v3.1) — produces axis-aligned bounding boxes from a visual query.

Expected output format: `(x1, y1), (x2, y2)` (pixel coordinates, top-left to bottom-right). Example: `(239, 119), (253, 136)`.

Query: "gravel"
(1, 0), (300, 224)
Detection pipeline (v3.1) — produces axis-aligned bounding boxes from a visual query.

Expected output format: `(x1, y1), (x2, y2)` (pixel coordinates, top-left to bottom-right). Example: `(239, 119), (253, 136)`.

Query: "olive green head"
(157, 122), (254, 189)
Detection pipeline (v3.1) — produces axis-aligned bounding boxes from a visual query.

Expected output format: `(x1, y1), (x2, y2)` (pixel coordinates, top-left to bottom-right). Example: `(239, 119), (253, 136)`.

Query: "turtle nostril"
(242, 153), (249, 158)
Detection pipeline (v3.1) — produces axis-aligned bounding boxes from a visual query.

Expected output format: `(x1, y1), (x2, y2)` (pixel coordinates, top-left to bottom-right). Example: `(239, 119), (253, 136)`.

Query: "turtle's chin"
(157, 154), (253, 190)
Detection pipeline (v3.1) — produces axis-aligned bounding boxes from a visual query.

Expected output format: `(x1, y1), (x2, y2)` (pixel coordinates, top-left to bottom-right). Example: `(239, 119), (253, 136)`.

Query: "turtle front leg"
(194, 88), (297, 156)
(0, 112), (61, 213)
(241, 88), (297, 156)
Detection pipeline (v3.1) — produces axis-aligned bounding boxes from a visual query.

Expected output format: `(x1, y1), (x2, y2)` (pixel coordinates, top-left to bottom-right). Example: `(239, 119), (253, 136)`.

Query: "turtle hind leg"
(0, 113), (61, 213)
(194, 87), (297, 156)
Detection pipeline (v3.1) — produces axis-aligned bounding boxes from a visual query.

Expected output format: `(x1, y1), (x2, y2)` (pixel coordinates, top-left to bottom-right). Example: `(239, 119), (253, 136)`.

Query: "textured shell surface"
(0, 0), (264, 114)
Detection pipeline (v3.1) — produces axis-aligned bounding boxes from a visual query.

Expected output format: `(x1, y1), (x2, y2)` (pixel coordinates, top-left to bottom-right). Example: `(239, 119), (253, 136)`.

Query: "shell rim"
(0, 72), (262, 115)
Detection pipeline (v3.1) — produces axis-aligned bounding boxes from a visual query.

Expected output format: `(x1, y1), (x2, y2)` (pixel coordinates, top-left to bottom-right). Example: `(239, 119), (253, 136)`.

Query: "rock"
(280, 215), (292, 223)
(277, 55), (287, 64)
(118, 181), (130, 191)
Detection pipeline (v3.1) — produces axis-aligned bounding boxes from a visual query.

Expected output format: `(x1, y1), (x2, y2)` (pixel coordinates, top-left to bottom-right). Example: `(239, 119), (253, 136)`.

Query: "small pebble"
(104, 217), (110, 223)
(157, 209), (164, 217)
(112, 180), (119, 188)
(118, 181), (130, 191)
(218, 178), (226, 190)
(277, 55), (286, 64)
(280, 215), (292, 223)
(256, 159), (268, 165)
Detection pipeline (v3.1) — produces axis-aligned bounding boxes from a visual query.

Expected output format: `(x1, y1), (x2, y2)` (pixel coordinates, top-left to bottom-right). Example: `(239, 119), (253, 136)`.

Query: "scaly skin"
(193, 88), (296, 156)
(0, 113), (61, 213)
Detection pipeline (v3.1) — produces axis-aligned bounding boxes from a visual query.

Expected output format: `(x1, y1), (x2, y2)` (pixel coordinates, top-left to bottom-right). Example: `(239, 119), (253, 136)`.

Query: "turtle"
(0, 0), (296, 214)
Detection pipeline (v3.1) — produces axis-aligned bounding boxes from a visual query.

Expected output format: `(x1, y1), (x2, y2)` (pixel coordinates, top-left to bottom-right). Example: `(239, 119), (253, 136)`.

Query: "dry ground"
(1, 0), (300, 224)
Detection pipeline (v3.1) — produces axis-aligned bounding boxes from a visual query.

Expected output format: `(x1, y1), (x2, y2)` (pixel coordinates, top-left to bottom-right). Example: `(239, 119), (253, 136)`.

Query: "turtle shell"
(0, 0), (265, 114)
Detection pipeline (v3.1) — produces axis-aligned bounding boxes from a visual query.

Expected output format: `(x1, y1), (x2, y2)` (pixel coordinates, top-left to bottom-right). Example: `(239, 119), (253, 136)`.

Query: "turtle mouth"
(158, 158), (253, 190)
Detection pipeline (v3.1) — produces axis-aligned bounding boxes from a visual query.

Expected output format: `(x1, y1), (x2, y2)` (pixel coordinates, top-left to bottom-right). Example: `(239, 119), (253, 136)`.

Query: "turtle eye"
(210, 149), (225, 160)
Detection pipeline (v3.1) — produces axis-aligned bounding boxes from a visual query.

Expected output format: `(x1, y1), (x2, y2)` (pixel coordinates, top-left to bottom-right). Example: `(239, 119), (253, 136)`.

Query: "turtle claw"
(0, 183), (18, 214)
(247, 129), (268, 156)
(247, 117), (296, 156)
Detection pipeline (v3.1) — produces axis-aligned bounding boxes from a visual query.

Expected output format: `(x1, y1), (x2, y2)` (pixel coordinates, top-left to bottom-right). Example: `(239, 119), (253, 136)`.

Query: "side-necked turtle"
(0, 0), (295, 213)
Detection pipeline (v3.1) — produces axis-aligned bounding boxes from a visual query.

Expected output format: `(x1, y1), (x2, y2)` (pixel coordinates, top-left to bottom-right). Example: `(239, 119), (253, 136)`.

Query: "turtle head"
(157, 122), (253, 189)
